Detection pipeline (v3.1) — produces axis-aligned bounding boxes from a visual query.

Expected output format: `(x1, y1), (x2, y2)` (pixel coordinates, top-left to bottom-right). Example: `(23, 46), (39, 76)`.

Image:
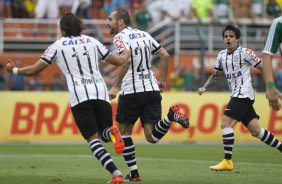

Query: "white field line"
(0, 154), (281, 167)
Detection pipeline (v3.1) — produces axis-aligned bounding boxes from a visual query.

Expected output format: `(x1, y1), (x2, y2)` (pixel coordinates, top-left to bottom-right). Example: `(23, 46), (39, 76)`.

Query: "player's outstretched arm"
(109, 52), (131, 100)
(6, 59), (48, 76)
(262, 54), (281, 111)
(156, 48), (170, 92)
(198, 70), (220, 95)
(105, 49), (131, 66)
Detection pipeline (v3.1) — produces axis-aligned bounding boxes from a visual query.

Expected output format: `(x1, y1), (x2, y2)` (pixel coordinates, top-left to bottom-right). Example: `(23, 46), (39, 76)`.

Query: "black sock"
(88, 139), (118, 174)
(151, 117), (171, 143)
(122, 136), (139, 177)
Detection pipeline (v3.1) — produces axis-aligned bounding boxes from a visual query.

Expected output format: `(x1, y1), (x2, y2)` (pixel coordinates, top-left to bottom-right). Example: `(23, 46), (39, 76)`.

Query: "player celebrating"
(107, 8), (189, 181)
(6, 13), (130, 184)
(198, 24), (282, 171)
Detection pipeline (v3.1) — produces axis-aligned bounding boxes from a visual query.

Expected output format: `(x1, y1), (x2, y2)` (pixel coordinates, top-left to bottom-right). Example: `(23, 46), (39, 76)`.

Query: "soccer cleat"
(209, 159), (234, 171)
(124, 173), (141, 182)
(108, 175), (124, 184)
(110, 126), (125, 154)
(167, 105), (189, 129)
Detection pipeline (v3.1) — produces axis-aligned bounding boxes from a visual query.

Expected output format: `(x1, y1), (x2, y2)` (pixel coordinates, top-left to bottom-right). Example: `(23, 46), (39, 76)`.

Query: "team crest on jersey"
(233, 55), (240, 63)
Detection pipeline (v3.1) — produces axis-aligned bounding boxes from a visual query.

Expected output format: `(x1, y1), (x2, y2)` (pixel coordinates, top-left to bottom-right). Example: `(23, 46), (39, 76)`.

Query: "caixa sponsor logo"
(62, 38), (92, 46)
(129, 32), (146, 40)
(226, 71), (242, 79)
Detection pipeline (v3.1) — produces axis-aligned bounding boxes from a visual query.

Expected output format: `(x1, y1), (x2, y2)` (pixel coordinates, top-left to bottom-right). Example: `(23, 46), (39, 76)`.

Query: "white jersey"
(214, 46), (262, 100)
(41, 34), (110, 107)
(112, 27), (161, 95)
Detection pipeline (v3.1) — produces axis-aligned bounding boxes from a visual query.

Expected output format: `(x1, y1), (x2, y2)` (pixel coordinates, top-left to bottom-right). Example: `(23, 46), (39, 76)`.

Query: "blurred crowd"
(1, 0), (282, 30)
(0, 62), (68, 91)
(1, 0), (282, 91)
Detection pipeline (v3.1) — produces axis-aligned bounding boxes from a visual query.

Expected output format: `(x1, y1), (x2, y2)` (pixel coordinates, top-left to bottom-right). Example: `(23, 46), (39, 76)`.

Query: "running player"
(198, 24), (282, 171)
(107, 8), (189, 181)
(6, 13), (130, 184)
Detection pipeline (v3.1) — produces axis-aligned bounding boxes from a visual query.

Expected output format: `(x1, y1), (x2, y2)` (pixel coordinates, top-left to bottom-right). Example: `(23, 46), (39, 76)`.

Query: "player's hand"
(6, 59), (16, 73)
(158, 81), (166, 92)
(109, 87), (119, 100)
(198, 87), (206, 95)
(266, 88), (282, 111)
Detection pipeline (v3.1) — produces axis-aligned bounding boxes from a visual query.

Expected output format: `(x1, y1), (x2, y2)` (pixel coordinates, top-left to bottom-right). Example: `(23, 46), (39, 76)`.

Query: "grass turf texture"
(0, 143), (281, 184)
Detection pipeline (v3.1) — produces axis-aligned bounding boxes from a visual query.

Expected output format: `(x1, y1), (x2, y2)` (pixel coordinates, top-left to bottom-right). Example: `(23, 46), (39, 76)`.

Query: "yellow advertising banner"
(1, 92), (282, 142)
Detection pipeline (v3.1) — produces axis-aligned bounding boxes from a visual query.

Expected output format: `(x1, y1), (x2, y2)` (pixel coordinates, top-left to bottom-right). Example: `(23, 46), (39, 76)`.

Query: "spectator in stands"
(191, 0), (214, 23)
(103, 0), (129, 15)
(169, 63), (186, 91)
(231, 0), (256, 22)
(72, 0), (92, 19)
(24, 0), (36, 18)
(133, 0), (153, 31)
(11, 0), (27, 18)
(59, 0), (74, 16)
(161, 0), (185, 23)
(147, 0), (162, 25)
(251, 0), (267, 19)
(50, 73), (67, 91)
(34, 0), (59, 19)
(183, 64), (200, 91)
(266, 0), (282, 19)
(0, 0), (12, 18)
(33, 0), (59, 38)
(27, 74), (44, 91)
(92, 0), (104, 19)
(213, 0), (231, 21)
(159, 0), (185, 47)
(0, 64), (7, 90)
(275, 0), (282, 10)
(181, 0), (192, 19)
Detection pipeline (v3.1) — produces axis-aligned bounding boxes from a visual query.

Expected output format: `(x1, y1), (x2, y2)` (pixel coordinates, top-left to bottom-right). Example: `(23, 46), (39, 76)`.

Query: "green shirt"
(134, 10), (152, 31)
(263, 16), (282, 55)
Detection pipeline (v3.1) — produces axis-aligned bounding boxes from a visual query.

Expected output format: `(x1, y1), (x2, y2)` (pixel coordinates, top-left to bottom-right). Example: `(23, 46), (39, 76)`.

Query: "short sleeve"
(244, 48), (262, 68)
(113, 34), (129, 54)
(41, 43), (57, 65)
(214, 52), (223, 71)
(145, 32), (162, 55)
(95, 39), (110, 60)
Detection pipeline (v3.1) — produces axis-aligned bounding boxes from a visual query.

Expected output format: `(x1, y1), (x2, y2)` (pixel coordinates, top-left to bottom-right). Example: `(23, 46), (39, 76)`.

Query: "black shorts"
(116, 91), (162, 126)
(224, 97), (259, 127)
(71, 99), (112, 140)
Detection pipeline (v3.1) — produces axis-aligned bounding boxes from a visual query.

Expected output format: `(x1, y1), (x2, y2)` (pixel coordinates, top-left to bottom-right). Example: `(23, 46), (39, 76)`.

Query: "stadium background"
(1, 0), (282, 143)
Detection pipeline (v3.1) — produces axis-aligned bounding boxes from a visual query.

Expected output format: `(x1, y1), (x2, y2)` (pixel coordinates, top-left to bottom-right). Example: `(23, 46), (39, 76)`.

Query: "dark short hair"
(114, 8), (131, 26)
(60, 13), (85, 37)
(222, 24), (240, 39)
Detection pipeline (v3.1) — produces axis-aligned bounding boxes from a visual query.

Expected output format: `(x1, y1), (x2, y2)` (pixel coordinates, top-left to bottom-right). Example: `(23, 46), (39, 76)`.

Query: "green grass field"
(0, 143), (281, 184)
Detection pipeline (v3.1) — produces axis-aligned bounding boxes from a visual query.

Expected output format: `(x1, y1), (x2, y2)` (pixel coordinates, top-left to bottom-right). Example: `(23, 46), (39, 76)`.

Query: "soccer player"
(6, 13), (130, 184)
(262, 16), (282, 111)
(107, 9), (189, 181)
(198, 24), (282, 171)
